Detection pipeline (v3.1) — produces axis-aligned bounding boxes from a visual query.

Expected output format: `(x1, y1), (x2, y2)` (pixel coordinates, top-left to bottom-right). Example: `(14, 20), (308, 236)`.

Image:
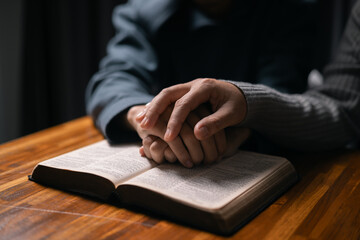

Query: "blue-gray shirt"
(86, 0), (317, 143)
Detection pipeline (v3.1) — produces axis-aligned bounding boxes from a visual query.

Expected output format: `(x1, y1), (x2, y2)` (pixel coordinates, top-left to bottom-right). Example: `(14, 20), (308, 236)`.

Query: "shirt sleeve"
(85, 1), (156, 142)
(230, 2), (360, 151)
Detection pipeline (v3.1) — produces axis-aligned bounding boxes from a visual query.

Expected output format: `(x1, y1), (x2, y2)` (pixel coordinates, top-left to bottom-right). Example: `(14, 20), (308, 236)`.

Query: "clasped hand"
(128, 104), (227, 168)
(127, 78), (250, 168)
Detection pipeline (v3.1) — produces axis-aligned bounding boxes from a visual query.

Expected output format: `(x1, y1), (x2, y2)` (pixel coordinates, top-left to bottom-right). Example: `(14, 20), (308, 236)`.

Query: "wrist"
(126, 105), (146, 130)
(223, 81), (248, 125)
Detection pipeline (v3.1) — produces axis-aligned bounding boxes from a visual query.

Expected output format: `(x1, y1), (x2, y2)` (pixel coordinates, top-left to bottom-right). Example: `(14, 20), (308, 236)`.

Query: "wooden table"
(1, 116), (359, 240)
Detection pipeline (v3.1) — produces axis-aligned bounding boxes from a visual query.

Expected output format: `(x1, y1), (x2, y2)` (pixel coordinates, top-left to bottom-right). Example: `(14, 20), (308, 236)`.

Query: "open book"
(30, 140), (298, 235)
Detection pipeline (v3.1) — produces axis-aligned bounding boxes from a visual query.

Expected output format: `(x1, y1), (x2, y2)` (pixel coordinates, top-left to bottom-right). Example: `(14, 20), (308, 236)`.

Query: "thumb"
(194, 106), (237, 140)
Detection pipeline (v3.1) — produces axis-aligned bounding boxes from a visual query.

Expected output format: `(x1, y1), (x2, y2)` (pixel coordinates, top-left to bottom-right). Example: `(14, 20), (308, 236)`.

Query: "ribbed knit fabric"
(230, 1), (360, 151)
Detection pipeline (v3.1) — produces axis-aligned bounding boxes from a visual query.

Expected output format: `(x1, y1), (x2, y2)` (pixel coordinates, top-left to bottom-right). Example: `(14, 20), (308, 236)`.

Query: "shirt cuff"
(96, 96), (153, 142)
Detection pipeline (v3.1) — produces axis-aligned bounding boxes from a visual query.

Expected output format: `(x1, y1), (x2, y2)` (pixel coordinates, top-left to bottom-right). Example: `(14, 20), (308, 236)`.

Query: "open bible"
(30, 140), (298, 235)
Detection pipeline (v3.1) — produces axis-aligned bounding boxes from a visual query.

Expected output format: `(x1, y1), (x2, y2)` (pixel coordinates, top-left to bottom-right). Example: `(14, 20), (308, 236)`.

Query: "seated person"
(141, 0), (360, 164)
(86, 0), (318, 167)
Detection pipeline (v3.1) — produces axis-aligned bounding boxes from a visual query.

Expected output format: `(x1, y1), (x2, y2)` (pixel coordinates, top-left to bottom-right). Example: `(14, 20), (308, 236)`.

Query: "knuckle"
(149, 143), (157, 153)
(200, 78), (217, 89)
(159, 85), (179, 99)
(174, 98), (190, 110)
(173, 101), (191, 119)
(152, 157), (164, 164)
(165, 151), (177, 163)
(165, 154), (176, 163)
(142, 136), (154, 146)
(159, 87), (172, 97)
(146, 107), (161, 118)
(149, 140), (161, 152)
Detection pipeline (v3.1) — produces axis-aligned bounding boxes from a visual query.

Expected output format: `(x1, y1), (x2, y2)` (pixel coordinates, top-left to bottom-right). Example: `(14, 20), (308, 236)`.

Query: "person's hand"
(136, 104), (227, 166)
(127, 105), (194, 167)
(136, 78), (247, 142)
(127, 104), (226, 167)
(139, 127), (251, 166)
(139, 135), (177, 163)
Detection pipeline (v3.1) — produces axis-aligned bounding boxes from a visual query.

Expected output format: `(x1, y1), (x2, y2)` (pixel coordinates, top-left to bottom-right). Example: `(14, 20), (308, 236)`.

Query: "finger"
(195, 103), (227, 156)
(201, 137), (218, 164)
(194, 81), (247, 139)
(164, 80), (219, 141)
(141, 84), (189, 129)
(135, 103), (150, 122)
(139, 146), (146, 157)
(164, 147), (177, 163)
(167, 137), (193, 168)
(149, 138), (168, 164)
(139, 107), (194, 167)
(187, 108), (219, 164)
(143, 106), (174, 140)
(179, 123), (204, 165)
(194, 102), (238, 140)
(142, 135), (157, 160)
(162, 105), (173, 123)
(195, 105), (227, 159)
(214, 130), (227, 158)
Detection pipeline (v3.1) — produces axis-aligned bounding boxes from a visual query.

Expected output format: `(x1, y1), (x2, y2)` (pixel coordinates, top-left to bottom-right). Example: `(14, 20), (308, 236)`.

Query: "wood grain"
(0, 116), (359, 239)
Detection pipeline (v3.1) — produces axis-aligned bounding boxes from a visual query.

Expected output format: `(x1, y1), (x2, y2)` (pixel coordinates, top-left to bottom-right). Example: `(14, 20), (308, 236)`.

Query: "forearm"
(234, 2), (360, 151)
(232, 81), (358, 151)
(86, 70), (154, 140)
(85, 2), (157, 142)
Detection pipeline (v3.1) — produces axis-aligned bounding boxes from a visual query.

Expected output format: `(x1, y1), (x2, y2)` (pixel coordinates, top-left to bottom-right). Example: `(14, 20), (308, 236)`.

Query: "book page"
(38, 140), (157, 186)
(123, 151), (289, 210)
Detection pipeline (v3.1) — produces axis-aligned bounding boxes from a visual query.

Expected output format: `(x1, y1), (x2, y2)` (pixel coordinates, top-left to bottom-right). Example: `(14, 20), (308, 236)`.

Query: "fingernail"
(141, 117), (149, 127)
(185, 160), (193, 168)
(136, 110), (146, 119)
(198, 126), (209, 138)
(139, 146), (145, 156)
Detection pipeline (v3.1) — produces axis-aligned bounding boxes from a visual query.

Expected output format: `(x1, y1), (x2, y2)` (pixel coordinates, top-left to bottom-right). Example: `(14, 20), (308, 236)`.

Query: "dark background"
(0, 0), (357, 143)
(21, 0), (126, 136)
